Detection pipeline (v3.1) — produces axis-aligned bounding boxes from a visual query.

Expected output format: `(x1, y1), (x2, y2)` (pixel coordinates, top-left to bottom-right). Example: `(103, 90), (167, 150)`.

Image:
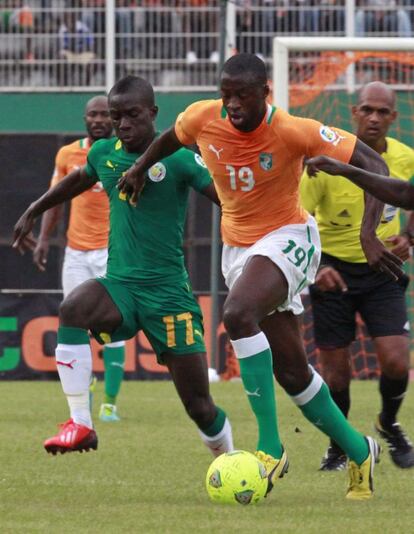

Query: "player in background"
(33, 96), (125, 423)
(301, 82), (414, 471)
(13, 76), (234, 460)
(116, 54), (403, 500)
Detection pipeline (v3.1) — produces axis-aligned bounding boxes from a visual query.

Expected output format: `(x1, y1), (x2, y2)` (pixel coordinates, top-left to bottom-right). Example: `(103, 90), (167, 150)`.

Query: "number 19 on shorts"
(282, 238), (315, 271)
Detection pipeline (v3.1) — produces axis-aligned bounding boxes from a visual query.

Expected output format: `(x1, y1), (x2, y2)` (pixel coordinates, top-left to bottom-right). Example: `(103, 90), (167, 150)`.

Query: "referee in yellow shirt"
(300, 81), (414, 471)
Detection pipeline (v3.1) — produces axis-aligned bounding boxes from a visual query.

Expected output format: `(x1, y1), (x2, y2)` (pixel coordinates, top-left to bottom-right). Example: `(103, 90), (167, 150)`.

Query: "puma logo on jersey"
(208, 144), (223, 160)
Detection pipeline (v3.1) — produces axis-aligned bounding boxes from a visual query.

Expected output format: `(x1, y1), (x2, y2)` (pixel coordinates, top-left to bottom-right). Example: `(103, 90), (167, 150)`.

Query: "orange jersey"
(50, 137), (109, 250)
(175, 100), (357, 246)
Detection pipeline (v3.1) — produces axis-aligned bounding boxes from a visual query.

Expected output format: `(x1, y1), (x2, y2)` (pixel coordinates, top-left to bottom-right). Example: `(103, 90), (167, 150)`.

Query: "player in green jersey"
(13, 75), (234, 458)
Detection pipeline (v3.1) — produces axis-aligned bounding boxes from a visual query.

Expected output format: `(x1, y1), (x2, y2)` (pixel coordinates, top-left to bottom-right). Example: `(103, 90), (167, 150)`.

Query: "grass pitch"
(0, 380), (412, 533)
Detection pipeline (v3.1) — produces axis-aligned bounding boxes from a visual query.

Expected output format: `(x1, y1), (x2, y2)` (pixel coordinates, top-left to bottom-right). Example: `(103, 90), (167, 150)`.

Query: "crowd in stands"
(1, 0), (413, 87)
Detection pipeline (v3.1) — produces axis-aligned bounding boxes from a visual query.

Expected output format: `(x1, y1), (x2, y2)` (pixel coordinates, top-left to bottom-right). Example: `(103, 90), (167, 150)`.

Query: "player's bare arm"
(200, 183), (221, 207)
(305, 155), (414, 211)
(349, 139), (403, 279)
(117, 126), (183, 203)
(13, 167), (97, 253)
(315, 266), (348, 293)
(385, 234), (410, 262)
(306, 149), (403, 279)
(33, 205), (65, 271)
(402, 211), (414, 247)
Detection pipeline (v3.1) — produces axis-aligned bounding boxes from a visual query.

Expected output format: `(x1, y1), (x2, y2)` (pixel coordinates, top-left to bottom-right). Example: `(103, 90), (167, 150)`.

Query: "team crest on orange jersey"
(259, 153), (273, 171)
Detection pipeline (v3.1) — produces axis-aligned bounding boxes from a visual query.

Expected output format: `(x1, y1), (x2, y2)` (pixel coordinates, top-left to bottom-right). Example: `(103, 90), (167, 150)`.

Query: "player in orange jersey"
(117, 54), (403, 500)
(33, 96), (125, 423)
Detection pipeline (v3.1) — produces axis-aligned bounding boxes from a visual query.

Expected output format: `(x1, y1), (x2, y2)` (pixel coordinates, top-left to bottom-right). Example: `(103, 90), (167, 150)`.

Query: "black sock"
(379, 373), (409, 428)
(329, 387), (350, 452)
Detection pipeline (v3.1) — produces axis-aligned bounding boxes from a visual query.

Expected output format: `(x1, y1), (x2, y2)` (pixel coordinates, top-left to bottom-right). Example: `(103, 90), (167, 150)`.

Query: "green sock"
(58, 325), (90, 344)
(201, 406), (226, 436)
(103, 344), (125, 405)
(234, 339), (282, 458)
(293, 370), (368, 465)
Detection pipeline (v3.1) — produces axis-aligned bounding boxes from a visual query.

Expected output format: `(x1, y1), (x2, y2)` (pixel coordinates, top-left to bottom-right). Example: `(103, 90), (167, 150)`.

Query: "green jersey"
(85, 137), (212, 284)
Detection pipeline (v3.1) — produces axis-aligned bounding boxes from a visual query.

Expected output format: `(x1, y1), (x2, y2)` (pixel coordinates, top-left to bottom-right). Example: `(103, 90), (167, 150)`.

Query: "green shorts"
(93, 276), (206, 363)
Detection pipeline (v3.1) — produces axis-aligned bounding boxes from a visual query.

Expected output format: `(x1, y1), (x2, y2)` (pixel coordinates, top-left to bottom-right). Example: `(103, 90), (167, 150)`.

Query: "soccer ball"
(205, 450), (268, 505)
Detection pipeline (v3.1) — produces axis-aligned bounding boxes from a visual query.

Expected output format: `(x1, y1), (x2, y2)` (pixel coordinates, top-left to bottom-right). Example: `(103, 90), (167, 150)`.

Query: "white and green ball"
(206, 450), (268, 505)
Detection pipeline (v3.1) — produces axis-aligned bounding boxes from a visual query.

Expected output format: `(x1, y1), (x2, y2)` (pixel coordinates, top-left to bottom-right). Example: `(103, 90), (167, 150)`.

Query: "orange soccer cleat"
(44, 419), (98, 455)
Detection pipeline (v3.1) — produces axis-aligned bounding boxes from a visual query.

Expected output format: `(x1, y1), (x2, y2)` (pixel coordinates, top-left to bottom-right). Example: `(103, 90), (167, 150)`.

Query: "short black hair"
(108, 75), (155, 106)
(222, 53), (267, 86)
(357, 81), (396, 109)
(84, 95), (108, 114)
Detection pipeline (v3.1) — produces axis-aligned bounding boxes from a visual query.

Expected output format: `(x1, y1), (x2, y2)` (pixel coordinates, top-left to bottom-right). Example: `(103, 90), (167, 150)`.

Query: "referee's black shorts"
(309, 252), (410, 349)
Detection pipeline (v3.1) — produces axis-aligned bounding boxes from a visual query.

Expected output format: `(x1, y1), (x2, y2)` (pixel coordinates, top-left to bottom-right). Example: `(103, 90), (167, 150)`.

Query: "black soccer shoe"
(375, 416), (414, 469)
(319, 445), (347, 471)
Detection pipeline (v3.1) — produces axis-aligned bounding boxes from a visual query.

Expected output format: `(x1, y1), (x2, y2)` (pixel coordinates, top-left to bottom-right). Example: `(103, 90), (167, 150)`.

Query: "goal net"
(271, 37), (414, 379)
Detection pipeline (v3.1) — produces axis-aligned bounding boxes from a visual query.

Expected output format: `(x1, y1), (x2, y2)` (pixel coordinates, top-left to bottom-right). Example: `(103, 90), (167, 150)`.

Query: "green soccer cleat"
(254, 448), (289, 496)
(346, 436), (380, 501)
(99, 403), (121, 422)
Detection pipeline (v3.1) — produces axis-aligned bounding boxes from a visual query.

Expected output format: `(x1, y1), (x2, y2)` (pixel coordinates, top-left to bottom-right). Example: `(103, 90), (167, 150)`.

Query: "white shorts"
(62, 246), (108, 298)
(221, 216), (321, 315)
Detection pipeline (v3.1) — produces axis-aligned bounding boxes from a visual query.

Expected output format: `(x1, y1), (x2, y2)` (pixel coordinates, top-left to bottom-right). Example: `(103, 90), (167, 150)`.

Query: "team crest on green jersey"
(194, 153), (207, 168)
(259, 153), (272, 171)
(148, 162), (166, 182)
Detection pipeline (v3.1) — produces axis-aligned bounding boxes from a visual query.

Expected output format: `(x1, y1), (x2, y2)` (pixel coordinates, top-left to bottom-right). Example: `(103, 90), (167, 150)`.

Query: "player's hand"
(33, 238), (49, 272)
(117, 163), (146, 206)
(305, 155), (349, 177)
(315, 266), (347, 292)
(361, 234), (404, 280)
(386, 234), (410, 262)
(13, 209), (37, 254)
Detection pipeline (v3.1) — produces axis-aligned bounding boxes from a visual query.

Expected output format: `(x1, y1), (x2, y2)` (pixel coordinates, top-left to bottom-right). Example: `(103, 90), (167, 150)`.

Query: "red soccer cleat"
(44, 419), (98, 455)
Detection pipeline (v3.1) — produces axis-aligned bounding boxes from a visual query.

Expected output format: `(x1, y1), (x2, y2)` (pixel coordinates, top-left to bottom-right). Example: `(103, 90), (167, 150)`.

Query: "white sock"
(56, 343), (93, 428)
(230, 331), (270, 359)
(105, 341), (125, 348)
(199, 418), (234, 457)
